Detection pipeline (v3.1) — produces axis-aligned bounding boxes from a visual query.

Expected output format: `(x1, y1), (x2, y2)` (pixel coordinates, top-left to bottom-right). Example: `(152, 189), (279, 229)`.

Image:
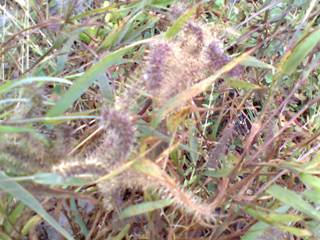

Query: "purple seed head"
(207, 40), (243, 77)
(228, 65), (244, 77)
(185, 22), (204, 46)
(100, 108), (135, 162)
(207, 41), (225, 58)
(169, 4), (187, 19)
(145, 42), (171, 91)
(207, 41), (230, 70)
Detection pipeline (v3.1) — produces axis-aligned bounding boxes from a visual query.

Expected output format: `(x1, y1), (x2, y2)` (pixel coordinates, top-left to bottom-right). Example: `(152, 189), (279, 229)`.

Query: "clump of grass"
(142, 21), (243, 106)
(1, 0), (320, 239)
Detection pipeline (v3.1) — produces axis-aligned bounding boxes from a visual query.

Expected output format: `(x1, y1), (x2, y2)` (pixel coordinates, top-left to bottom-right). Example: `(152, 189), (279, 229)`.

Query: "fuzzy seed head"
(180, 22), (205, 54)
(145, 42), (171, 92)
(52, 156), (107, 180)
(207, 40), (243, 77)
(99, 108), (135, 164)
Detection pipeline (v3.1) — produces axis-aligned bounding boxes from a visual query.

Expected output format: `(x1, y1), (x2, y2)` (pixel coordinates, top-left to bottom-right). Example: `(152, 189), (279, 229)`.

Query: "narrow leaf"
(47, 38), (152, 117)
(245, 207), (303, 224)
(0, 77), (72, 95)
(278, 28), (320, 75)
(227, 79), (261, 91)
(277, 225), (312, 237)
(119, 199), (172, 219)
(21, 215), (42, 235)
(0, 172), (74, 240)
(0, 126), (35, 133)
(300, 173), (320, 192)
(267, 184), (320, 221)
(242, 56), (275, 70)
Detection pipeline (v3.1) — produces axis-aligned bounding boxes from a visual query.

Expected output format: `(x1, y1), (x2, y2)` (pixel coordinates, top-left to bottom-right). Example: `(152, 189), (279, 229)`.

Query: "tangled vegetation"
(1, 0), (320, 239)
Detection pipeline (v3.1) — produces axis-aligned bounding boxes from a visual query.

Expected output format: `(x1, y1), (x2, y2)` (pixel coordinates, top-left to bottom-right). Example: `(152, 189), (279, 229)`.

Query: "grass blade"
(267, 184), (320, 221)
(278, 28), (320, 75)
(47, 38), (153, 117)
(0, 77), (72, 95)
(119, 199), (172, 219)
(0, 172), (74, 240)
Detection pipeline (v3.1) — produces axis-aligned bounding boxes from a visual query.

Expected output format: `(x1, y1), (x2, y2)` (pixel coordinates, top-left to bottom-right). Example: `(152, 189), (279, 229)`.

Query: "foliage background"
(1, 0), (320, 239)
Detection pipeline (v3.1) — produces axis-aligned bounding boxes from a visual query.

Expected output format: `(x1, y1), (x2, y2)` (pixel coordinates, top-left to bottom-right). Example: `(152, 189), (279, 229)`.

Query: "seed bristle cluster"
(50, 22), (242, 224)
(53, 107), (135, 180)
(52, 156), (107, 180)
(99, 108), (135, 164)
(143, 22), (244, 105)
(152, 177), (215, 222)
(206, 40), (244, 77)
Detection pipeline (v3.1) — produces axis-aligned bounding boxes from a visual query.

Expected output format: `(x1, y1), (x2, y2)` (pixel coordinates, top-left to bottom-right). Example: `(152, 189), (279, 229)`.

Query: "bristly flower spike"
(99, 108), (135, 164)
(207, 40), (243, 77)
(53, 108), (135, 181)
(144, 42), (171, 92)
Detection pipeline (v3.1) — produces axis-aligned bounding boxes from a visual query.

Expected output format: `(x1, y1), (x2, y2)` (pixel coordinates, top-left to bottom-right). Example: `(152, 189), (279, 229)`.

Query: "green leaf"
(303, 190), (320, 203)
(188, 121), (199, 163)
(70, 198), (89, 237)
(301, 152), (320, 174)
(242, 206), (290, 240)
(245, 207), (303, 224)
(119, 199), (173, 219)
(0, 232), (12, 240)
(96, 73), (114, 104)
(30, 173), (64, 185)
(241, 221), (270, 240)
(307, 220), (320, 238)
(0, 77), (72, 95)
(277, 225), (312, 237)
(108, 224), (130, 240)
(227, 79), (261, 91)
(267, 184), (320, 221)
(4, 202), (25, 233)
(21, 215), (42, 235)
(242, 56), (275, 70)
(300, 173), (320, 192)
(204, 153), (238, 177)
(0, 126), (35, 133)
(204, 167), (233, 178)
(0, 172), (74, 240)
(55, 27), (90, 74)
(279, 28), (320, 75)
(124, 16), (158, 43)
(47, 38), (152, 117)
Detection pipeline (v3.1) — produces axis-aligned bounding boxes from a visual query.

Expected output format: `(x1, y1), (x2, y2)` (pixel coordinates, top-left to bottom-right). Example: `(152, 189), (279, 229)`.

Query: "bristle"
(52, 156), (107, 179)
(182, 22), (205, 53)
(99, 108), (135, 164)
(144, 42), (171, 92)
(98, 170), (142, 210)
(150, 180), (215, 222)
(206, 40), (244, 77)
(185, 22), (204, 44)
(169, 1), (189, 19)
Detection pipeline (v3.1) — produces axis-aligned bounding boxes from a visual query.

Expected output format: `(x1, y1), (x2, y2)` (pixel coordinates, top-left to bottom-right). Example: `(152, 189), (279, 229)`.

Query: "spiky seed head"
(207, 40), (244, 77)
(180, 22), (205, 54)
(52, 156), (107, 180)
(98, 170), (143, 210)
(227, 64), (244, 77)
(144, 42), (172, 93)
(99, 108), (135, 164)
